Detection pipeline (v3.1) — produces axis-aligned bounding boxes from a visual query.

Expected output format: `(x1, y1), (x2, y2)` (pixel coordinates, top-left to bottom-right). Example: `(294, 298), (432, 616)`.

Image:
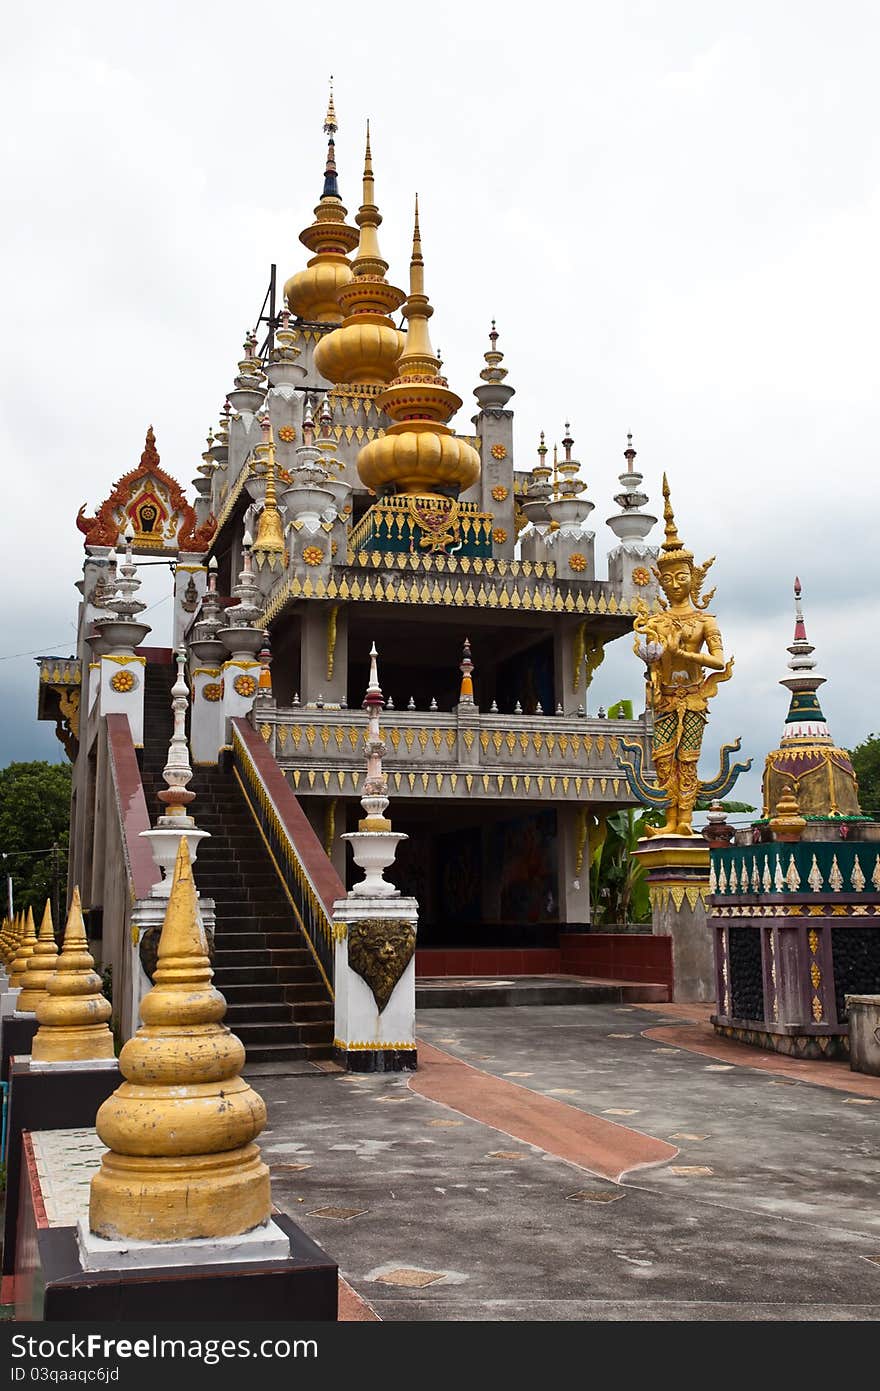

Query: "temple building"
(708, 579), (880, 1058)
(37, 93), (664, 1055)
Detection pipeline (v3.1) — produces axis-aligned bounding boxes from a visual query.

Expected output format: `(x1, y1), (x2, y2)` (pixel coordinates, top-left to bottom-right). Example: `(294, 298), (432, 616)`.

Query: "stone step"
(242, 1041), (331, 1064)
(232, 1020), (333, 1046)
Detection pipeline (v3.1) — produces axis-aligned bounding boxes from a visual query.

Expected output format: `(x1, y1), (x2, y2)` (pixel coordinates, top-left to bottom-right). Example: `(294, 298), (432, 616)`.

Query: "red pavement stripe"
(410, 1040), (678, 1182)
(641, 1020), (880, 1099)
(338, 1274), (381, 1321)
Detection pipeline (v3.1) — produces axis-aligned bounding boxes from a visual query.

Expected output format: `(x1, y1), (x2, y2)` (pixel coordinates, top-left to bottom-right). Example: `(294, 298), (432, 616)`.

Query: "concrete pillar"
(633, 836), (713, 1002)
(173, 556), (207, 649)
(299, 603), (348, 706)
(553, 618), (586, 716)
(99, 657), (146, 747)
(332, 893), (418, 1071)
(556, 805), (591, 928)
(473, 408), (515, 560)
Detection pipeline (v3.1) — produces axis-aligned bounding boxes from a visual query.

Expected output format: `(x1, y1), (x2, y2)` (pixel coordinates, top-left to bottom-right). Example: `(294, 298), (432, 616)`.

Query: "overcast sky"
(2, 1), (879, 812)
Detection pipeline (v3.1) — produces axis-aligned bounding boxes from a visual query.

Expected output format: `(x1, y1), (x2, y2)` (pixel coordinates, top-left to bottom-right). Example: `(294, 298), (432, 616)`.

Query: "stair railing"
(231, 718), (342, 998)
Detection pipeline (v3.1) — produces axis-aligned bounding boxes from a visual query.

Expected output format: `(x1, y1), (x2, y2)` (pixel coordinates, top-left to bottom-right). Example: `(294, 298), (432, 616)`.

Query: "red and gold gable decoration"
(76, 426), (217, 554)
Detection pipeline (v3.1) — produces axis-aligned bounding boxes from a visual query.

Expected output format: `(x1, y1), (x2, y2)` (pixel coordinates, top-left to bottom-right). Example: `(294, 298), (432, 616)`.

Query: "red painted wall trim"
(559, 932), (674, 991)
(105, 713), (155, 900)
(231, 718), (345, 915)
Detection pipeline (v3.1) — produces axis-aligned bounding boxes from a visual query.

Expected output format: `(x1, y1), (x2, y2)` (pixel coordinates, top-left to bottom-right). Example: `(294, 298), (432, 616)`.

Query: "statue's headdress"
(654, 474), (715, 609)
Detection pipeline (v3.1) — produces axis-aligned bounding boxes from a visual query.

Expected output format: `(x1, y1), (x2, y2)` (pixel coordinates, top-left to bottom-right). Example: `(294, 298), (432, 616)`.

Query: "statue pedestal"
(331, 894), (418, 1072)
(633, 836), (713, 1003)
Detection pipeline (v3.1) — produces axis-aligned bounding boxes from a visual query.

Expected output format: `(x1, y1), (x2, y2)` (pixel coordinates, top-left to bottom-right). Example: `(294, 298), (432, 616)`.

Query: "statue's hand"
(636, 640), (664, 665)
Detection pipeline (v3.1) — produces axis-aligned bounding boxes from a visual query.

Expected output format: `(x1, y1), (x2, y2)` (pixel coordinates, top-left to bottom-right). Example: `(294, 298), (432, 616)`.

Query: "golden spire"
(356, 197), (481, 497)
(0, 915), (14, 964)
(89, 839), (270, 1243)
(324, 76), (337, 134)
(284, 86), (359, 324)
(2, 913), (19, 965)
(658, 472), (693, 565)
(312, 123), (406, 387)
(252, 427), (286, 564)
(17, 899), (59, 1013)
(9, 906), (38, 990)
(31, 888), (114, 1064)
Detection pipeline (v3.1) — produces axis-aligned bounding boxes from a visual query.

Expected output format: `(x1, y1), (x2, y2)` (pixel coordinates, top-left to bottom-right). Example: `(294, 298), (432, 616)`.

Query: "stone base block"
(334, 1045), (417, 1072)
(711, 1017), (848, 1060)
(12, 1129), (337, 1321)
(2, 1059), (121, 1287)
(1, 1012), (38, 1082)
(77, 1217), (291, 1270)
(846, 995), (880, 1076)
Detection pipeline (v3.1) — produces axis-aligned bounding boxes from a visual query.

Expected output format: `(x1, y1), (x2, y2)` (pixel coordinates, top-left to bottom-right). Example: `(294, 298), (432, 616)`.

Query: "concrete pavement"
(253, 1003), (880, 1321)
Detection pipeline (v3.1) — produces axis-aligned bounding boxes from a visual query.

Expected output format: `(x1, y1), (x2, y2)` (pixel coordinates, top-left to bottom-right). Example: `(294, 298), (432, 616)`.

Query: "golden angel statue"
(627, 475), (743, 836)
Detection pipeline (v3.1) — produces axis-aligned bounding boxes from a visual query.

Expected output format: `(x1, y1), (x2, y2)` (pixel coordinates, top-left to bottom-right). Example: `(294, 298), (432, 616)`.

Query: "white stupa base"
(77, 1217), (291, 1271)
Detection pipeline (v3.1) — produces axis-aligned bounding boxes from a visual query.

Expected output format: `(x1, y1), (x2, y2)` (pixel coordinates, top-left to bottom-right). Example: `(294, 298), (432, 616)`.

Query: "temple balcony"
(249, 704), (649, 804)
(260, 551), (639, 632)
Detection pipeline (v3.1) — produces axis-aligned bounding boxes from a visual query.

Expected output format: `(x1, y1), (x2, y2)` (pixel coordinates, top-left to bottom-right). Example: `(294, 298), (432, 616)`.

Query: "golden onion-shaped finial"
(9, 906), (38, 990)
(285, 87), (359, 324)
(312, 123), (407, 387)
(356, 196), (480, 498)
(89, 839), (270, 1242)
(17, 899), (59, 1012)
(31, 887), (114, 1063)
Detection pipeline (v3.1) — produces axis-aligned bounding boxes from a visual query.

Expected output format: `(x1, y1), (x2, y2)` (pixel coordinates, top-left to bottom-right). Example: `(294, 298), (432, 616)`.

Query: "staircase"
(140, 662), (334, 1064)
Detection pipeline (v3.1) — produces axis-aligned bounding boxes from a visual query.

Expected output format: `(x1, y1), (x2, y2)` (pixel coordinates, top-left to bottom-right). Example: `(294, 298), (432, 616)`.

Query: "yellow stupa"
(357, 197), (481, 498)
(284, 87), (359, 324)
(312, 123), (407, 387)
(89, 838), (270, 1242)
(17, 900), (59, 1012)
(9, 906), (38, 990)
(31, 887), (114, 1064)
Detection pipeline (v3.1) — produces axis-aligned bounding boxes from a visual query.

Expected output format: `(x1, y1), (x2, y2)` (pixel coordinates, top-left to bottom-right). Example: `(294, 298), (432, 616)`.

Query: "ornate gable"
(76, 427), (216, 554)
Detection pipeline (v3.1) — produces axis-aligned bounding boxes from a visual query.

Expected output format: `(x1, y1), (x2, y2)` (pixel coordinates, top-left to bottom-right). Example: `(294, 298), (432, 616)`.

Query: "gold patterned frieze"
(102, 654), (146, 666)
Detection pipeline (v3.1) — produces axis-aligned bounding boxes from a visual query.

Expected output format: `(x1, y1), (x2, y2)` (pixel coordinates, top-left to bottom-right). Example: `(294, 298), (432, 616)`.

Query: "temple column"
(299, 603), (348, 706)
(553, 617), (590, 716)
(556, 805), (591, 928)
(633, 836), (713, 1001)
(173, 555), (207, 649)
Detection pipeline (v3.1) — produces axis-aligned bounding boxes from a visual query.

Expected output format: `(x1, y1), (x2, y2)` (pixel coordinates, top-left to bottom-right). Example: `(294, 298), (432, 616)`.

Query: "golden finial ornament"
(630, 475), (735, 837)
(769, 785), (807, 842)
(285, 85), (359, 323)
(356, 196), (481, 497)
(31, 888), (114, 1064)
(312, 123), (407, 386)
(89, 839), (270, 1243)
(16, 899), (59, 1012)
(9, 906), (38, 990)
(252, 426), (286, 565)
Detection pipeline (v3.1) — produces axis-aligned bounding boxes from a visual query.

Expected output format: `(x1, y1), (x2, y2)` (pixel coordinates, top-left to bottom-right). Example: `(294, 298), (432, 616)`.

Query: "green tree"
(851, 734), (880, 816)
(0, 762), (71, 922)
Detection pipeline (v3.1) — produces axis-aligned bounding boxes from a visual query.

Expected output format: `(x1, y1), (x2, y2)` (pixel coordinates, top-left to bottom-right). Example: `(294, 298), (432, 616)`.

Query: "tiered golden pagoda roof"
(356, 198), (481, 498)
(312, 124), (407, 387)
(284, 88), (359, 324)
